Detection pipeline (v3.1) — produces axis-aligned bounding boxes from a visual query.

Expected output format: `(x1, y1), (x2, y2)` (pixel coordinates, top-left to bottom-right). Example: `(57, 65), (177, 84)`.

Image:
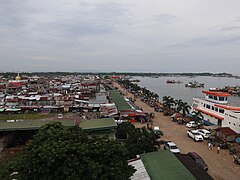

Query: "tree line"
(0, 72), (233, 78)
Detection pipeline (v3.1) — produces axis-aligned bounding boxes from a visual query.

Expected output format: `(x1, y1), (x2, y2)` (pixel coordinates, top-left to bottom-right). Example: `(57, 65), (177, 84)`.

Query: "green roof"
(80, 118), (117, 131)
(0, 119), (75, 131)
(109, 90), (132, 111)
(141, 151), (196, 180)
(0, 118), (117, 132)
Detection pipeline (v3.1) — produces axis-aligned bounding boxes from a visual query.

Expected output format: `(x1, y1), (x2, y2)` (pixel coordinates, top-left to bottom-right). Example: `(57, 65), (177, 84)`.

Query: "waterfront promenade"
(113, 81), (240, 180)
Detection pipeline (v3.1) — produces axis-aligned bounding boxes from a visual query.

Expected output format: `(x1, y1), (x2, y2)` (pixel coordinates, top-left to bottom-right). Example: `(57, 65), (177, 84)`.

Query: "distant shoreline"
(0, 72), (238, 78)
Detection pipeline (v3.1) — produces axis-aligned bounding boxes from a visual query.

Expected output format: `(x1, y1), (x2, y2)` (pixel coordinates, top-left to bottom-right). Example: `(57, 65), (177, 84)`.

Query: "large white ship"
(191, 91), (240, 133)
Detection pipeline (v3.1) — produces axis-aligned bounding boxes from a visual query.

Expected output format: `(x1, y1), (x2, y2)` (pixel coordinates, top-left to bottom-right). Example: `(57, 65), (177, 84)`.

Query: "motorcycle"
(233, 154), (240, 165)
(218, 142), (230, 149)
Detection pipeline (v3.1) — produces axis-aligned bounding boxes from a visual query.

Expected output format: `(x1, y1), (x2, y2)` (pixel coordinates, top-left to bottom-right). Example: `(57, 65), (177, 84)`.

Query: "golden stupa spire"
(15, 73), (21, 81)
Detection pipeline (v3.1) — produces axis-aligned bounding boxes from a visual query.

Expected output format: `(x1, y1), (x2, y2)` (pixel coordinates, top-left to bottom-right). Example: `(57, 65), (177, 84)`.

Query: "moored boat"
(191, 91), (240, 133)
(185, 81), (204, 88)
(166, 80), (182, 84)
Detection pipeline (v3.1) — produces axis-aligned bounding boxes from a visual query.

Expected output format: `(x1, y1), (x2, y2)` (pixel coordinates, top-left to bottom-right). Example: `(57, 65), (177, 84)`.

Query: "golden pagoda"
(15, 73), (21, 81)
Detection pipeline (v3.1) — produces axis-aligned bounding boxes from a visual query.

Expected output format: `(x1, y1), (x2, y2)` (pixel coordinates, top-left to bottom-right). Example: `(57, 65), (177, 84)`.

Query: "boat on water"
(166, 80), (182, 84)
(185, 81), (204, 88)
(209, 86), (240, 95)
(191, 91), (240, 133)
(129, 79), (140, 83)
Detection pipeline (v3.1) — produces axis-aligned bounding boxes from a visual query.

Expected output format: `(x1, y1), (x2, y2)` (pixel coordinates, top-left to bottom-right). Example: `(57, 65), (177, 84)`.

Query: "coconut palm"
(163, 96), (174, 109)
(174, 99), (183, 111)
(163, 96), (175, 114)
(177, 101), (191, 117)
(191, 110), (204, 124)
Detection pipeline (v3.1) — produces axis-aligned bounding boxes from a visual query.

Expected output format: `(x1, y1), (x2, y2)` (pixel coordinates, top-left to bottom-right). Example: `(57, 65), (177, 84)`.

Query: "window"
(209, 95), (213, 99)
(206, 104), (210, 109)
(233, 123), (236, 126)
(214, 96), (217, 100)
(203, 104), (206, 108)
(219, 97), (225, 101)
(229, 122), (231, 124)
(211, 106), (214, 110)
(215, 107), (218, 112)
(219, 109), (224, 114)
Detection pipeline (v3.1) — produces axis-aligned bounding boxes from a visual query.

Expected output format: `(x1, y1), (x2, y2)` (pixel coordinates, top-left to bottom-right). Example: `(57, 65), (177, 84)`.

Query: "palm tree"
(191, 110), (204, 124)
(177, 101), (191, 118)
(152, 93), (159, 101)
(174, 99), (183, 111)
(163, 96), (175, 112)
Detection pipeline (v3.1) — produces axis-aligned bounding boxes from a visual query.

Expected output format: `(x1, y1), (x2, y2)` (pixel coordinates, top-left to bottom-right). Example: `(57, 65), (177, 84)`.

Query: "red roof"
(218, 127), (237, 136)
(111, 76), (121, 79)
(8, 82), (24, 87)
(39, 97), (48, 101)
(195, 107), (224, 120)
(0, 84), (6, 88)
(214, 104), (240, 111)
(202, 91), (230, 97)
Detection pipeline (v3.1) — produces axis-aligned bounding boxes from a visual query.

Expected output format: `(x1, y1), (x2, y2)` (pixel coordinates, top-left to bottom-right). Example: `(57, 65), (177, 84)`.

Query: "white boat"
(185, 81), (204, 88)
(191, 91), (240, 133)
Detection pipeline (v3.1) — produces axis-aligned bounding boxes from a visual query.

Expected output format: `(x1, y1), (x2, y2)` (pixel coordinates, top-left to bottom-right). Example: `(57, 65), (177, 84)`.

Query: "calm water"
(136, 76), (240, 106)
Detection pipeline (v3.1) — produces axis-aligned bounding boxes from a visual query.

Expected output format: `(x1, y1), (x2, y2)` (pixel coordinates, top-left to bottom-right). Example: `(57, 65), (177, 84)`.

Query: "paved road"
(114, 82), (240, 180)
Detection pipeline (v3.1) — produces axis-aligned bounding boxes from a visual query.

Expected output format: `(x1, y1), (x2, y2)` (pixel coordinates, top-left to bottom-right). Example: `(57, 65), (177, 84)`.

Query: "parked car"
(186, 121), (200, 128)
(187, 130), (204, 142)
(188, 152), (208, 171)
(57, 114), (63, 118)
(153, 126), (161, 135)
(154, 106), (163, 112)
(164, 141), (180, 153)
(197, 129), (211, 139)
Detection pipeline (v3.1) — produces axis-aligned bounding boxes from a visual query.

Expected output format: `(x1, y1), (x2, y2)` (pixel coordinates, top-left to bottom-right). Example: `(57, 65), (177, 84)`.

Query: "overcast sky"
(0, 0), (240, 73)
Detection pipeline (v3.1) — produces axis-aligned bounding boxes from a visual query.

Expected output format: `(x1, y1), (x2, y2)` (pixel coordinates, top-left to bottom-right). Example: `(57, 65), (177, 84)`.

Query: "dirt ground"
(113, 82), (240, 180)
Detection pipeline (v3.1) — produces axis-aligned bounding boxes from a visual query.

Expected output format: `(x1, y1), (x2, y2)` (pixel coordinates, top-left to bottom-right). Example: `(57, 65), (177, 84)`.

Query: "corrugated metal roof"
(129, 159), (150, 180)
(141, 151), (195, 180)
(109, 90), (132, 111)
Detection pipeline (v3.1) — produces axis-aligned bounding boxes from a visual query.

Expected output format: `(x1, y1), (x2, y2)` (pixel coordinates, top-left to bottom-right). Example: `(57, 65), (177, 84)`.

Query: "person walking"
(217, 146), (220, 154)
(210, 143), (213, 150)
(208, 142), (211, 150)
(208, 139), (213, 150)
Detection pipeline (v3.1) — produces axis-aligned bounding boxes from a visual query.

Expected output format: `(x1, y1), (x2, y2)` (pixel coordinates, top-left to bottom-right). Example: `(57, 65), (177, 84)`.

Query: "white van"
(58, 114), (63, 119)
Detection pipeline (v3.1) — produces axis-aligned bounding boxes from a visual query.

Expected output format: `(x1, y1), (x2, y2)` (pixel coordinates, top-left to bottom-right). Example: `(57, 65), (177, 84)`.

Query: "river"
(136, 76), (240, 106)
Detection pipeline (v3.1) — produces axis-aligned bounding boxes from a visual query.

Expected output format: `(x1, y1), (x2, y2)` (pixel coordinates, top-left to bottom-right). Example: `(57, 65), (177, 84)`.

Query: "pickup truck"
(187, 130), (203, 142)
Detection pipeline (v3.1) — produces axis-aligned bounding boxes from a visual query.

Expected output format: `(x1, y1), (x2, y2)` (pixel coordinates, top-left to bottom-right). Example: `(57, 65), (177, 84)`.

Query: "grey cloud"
(154, 14), (177, 24)
(0, 1), (240, 73)
(220, 26), (240, 32)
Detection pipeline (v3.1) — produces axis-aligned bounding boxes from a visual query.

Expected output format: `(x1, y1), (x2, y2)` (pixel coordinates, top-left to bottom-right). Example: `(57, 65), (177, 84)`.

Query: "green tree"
(177, 101), (191, 117)
(191, 110), (204, 124)
(163, 96), (175, 112)
(174, 99), (183, 111)
(0, 122), (135, 180)
(117, 122), (162, 159)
